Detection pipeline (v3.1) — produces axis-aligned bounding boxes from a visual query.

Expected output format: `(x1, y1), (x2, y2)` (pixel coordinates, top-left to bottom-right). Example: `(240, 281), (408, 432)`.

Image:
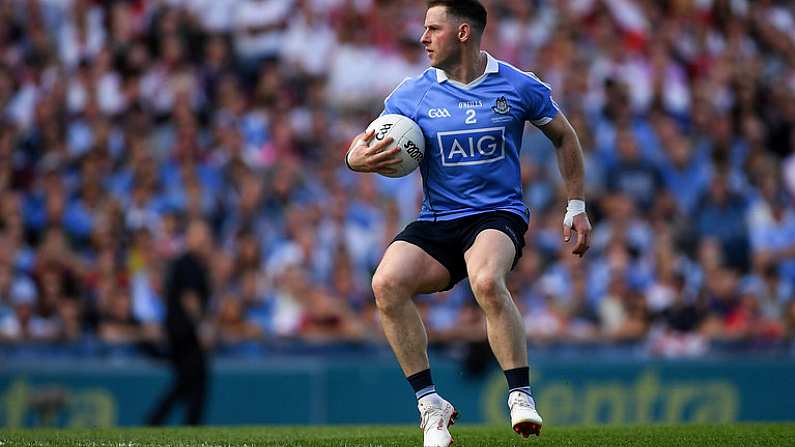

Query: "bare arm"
(540, 113), (585, 200)
(539, 113), (592, 257)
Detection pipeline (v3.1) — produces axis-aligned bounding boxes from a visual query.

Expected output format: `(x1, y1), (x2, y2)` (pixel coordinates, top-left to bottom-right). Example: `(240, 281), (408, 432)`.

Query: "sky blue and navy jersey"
(382, 52), (559, 223)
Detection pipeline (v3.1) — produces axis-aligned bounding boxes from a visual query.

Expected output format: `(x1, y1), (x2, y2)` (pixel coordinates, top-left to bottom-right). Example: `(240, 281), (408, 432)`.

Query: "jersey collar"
(435, 51), (499, 90)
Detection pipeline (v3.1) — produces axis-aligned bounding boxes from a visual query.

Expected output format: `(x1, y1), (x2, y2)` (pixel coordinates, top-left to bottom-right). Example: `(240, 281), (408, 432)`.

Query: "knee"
(470, 273), (508, 309)
(372, 271), (410, 314)
(470, 272), (504, 298)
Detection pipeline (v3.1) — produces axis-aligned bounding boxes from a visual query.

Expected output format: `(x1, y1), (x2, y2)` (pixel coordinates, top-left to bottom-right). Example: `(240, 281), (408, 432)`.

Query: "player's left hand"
(563, 213), (591, 258)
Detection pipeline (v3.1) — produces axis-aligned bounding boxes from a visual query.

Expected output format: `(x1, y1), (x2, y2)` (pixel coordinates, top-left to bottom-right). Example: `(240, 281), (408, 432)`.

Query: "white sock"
(418, 391), (442, 405)
(416, 385), (437, 401)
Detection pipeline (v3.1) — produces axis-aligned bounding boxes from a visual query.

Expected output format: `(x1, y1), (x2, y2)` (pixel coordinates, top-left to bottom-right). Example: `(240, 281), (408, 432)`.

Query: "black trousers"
(147, 330), (207, 426)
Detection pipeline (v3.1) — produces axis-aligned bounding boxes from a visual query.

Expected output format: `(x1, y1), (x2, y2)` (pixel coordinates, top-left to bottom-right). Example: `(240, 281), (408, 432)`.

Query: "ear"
(458, 23), (471, 42)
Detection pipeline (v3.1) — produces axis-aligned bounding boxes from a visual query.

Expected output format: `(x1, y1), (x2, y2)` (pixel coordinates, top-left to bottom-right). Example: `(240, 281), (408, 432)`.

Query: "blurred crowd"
(1, 0), (795, 358)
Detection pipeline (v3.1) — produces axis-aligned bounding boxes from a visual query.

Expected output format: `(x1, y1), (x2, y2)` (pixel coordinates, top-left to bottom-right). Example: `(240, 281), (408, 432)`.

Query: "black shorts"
(393, 211), (529, 291)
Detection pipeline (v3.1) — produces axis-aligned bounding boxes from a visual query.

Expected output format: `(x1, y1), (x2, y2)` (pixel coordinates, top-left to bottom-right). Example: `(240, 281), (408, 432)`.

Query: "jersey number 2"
(465, 109), (477, 125)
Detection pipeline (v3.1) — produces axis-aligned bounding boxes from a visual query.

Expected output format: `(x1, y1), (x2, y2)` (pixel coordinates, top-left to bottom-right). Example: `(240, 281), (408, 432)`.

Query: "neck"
(444, 48), (486, 84)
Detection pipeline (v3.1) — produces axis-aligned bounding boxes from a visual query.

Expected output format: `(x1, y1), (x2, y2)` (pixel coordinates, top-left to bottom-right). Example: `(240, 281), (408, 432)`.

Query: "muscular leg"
(464, 230), (527, 370)
(372, 241), (451, 376)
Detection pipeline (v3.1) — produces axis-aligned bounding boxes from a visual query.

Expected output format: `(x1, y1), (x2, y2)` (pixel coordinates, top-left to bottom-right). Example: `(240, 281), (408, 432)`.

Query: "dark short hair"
(426, 0), (487, 35)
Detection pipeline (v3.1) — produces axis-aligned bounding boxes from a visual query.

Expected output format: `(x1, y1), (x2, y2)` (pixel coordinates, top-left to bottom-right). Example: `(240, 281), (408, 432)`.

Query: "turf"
(1, 423), (794, 447)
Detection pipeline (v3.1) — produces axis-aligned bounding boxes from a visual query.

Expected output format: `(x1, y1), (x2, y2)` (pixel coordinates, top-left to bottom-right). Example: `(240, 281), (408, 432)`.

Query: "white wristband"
(563, 199), (586, 228)
(345, 149), (355, 171)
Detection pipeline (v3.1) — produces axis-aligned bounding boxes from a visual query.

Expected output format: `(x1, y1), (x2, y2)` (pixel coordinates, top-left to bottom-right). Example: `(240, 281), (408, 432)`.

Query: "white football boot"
(418, 394), (458, 447)
(508, 390), (543, 437)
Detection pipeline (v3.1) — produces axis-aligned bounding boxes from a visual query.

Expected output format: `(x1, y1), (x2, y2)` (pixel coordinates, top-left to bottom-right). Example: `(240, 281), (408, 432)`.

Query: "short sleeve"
(381, 77), (414, 118)
(523, 73), (559, 127)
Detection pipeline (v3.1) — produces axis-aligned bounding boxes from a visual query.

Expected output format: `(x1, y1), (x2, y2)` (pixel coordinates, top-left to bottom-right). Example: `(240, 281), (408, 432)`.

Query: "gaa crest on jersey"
(492, 96), (511, 115)
(428, 108), (452, 118)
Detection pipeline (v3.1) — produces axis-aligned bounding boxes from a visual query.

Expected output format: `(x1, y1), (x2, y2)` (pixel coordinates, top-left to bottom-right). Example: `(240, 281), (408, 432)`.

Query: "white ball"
(364, 114), (425, 178)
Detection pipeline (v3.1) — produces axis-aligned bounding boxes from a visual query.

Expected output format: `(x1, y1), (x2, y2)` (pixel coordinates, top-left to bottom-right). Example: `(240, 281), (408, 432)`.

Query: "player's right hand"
(345, 129), (403, 175)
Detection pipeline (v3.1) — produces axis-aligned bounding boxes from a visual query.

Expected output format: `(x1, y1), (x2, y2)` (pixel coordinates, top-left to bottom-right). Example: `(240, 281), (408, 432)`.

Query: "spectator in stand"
(748, 175), (795, 283)
(694, 171), (750, 271)
(606, 127), (664, 212)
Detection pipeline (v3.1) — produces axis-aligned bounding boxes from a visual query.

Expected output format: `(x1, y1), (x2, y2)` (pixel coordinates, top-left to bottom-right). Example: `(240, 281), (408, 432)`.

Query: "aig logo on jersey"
(437, 127), (505, 167)
(428, 108), (452, 119)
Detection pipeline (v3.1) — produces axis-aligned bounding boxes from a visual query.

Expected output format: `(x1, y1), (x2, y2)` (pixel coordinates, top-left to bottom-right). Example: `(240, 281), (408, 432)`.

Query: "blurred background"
(1, 0), (795, 428)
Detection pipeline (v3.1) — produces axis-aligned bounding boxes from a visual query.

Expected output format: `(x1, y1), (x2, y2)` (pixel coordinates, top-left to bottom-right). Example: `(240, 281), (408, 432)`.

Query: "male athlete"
(345, 1), (591, 445)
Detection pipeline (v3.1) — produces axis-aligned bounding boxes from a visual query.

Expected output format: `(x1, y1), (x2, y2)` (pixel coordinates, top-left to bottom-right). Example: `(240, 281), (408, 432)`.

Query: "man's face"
(421, 6), (460, 69)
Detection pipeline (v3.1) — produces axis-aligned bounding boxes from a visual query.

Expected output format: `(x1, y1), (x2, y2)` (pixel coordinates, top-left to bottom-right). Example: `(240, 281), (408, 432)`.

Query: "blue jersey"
(382, 52), (559, 223)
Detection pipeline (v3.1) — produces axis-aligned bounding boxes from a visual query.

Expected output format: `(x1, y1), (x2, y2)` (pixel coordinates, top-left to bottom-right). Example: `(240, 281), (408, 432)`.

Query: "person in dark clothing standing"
(147, 220), (212, 426)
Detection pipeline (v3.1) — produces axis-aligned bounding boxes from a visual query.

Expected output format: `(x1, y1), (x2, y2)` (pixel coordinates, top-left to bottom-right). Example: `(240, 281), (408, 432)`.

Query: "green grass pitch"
(2, 423), (795, 447)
